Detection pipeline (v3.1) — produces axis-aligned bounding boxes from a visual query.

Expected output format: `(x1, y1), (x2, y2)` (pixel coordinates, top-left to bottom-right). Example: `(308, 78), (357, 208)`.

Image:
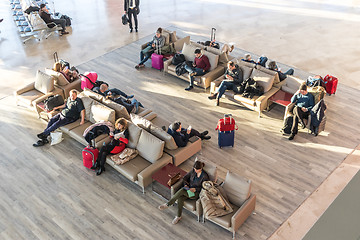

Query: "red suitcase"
(323, 75), (338, 95)
(82, 146), (99, 169)
(151, 53), (164, 70)
(215, 114), (238, 132)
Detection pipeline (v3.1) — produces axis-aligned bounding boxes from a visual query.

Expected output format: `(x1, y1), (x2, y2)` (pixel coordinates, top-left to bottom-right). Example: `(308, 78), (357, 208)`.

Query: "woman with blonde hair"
(91, 118), (129, 175)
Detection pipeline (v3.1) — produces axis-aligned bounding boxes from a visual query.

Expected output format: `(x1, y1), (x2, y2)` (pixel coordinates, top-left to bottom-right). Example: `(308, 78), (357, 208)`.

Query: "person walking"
(124, 0), (139, 33)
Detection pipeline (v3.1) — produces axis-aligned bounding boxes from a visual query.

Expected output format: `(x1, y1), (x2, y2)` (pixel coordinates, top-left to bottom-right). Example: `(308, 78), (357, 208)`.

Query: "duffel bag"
(44, 94), (64, 111)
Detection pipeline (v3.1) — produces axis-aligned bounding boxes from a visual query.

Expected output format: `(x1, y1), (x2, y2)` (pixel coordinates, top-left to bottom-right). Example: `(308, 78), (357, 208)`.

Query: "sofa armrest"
(141, 42), (150, 50)
(57, 78), (82, 98)
(231, 194), (256, 232)
(196, 199), (203, 219)
(201, 66), (225, 89)
(15, 82), (35, 96)
(170, 179), (184, 197)
(173, 36), (190, 52)
(274, 79), (287, 89)
(31, 92), (56, 106)
(137, 153), (172, 189)
(255, 87), (281, 113)
(210, 76), (224, 94)
(164, 58), (173, 73)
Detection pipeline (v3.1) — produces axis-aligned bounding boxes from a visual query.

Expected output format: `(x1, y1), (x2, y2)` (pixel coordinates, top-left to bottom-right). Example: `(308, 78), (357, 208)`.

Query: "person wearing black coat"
(167, 121), (211, 147)
(124, 0), (139, 33)
(310, 99), (327, 136)
(158, 161), (210, 224)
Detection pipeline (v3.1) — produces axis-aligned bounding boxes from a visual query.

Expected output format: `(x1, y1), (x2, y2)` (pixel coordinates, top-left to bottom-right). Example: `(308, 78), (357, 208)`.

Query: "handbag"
(44, 94), (64, 111)
(167, 172), (181, 186)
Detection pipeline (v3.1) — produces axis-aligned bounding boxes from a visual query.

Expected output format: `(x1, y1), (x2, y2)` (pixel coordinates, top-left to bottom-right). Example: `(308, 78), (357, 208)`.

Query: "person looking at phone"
(184, 48), (211, 91)
(166, 121), (211, 147)
(158, 161), (209, 224)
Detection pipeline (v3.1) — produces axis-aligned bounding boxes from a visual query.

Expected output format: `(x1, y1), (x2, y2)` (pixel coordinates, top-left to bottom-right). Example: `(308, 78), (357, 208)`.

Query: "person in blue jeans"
(208, 61), (243, 106)
(184, 49), (211, 91)
(33, 90), (85, 147)
(135, 28), (165, 69)
(268, 60), (294, 81)
(242, 53), (268, 67)
(93, 83), (134, 99)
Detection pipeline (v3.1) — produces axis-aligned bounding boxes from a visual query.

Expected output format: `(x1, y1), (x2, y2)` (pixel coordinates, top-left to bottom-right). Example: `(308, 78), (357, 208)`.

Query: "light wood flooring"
(2, 30), (360, 239)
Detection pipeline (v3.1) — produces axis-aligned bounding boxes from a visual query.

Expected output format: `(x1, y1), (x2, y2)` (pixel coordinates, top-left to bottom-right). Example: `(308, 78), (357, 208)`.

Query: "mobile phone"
(183, 186), (190, 190)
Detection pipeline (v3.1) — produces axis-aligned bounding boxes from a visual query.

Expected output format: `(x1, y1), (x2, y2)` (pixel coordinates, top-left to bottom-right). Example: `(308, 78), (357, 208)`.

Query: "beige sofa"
(202, 171), (256, 239)
(45, 68), (82, 99)
(210, 60), (283, 117)
(130, 114), (202, 166)
(164, 41), (226, 90)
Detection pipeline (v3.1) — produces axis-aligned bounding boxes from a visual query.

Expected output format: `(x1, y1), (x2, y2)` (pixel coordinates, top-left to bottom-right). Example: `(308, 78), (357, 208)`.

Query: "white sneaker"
(158, 203), (169, 210)
(172, 216), (182, 225)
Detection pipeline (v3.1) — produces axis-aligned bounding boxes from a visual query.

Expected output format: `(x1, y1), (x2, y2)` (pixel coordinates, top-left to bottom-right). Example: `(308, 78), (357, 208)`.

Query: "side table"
(268, 89), (293, 109)
(152, 163), (187, 200)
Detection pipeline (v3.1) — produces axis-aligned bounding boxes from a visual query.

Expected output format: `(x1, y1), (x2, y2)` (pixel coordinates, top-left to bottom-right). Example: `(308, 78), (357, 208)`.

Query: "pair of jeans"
(284, 68), (294, 75)
(184, 65), (206, 86)
(97, 143), (116, 169)
(52, 19), (66, 31)
(127, 8), (138, 30)
(139, 45), (154, 65)
(258, 56), (268, 67)
(291, 106), (310, 135)
(216, 81), (237, 99)
(42, 113), (76, 136)
(105, 88), (129, 98)
(167, 188), (199, 217)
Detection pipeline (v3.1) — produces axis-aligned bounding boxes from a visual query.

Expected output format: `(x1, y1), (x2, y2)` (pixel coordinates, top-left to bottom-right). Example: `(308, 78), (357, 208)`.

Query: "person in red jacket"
(91, 118), (129, 175)
(184, 49), (211, 91)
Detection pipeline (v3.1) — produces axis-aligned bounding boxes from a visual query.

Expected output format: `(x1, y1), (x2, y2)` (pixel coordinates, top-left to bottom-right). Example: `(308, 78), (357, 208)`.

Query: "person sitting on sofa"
(91, 118), (129, 175)
(135, 27), (165, 69)
(158, 161), (209, 225)
(53, 62), (79, 83)
(242, 53), (267, 67)
(93, 83), (134, 99)
(208, 61), (244, 106)
(184, 48), (211, 91)
(166, 121), (210, 147)
(33, 89), (85, 147)
(39, 3), (69, 35)
(288, 84), (315, 141)
(267, 60), (294, 81)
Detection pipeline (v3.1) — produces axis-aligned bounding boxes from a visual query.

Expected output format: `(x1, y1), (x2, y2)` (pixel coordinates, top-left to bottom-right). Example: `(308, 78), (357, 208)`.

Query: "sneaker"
(201, 130), (209, 136)
(190, 72), (196, 77)
(130, 29), (133, 33)
(60, 31), (69, 36)
(208, 93), (217, 100)
(202, 135), (211, 140)
(135, 65), (140, 69)
(33, 139), (49, 147)
(185, 85), (193, 91)
(288, 134), (295, 141)
(37, 133), (44, 139)
(161, 126), (167, 131)
(172, 216), (182, 225)
(135, 29), (138, 32)
(158, 203), (169, 210)
(127, 95), (134, 99)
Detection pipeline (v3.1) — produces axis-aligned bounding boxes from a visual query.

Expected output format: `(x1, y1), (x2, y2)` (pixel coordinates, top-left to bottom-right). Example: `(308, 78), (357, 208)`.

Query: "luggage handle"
(211, 28), (216, 41)
(53, 51), (59, 63)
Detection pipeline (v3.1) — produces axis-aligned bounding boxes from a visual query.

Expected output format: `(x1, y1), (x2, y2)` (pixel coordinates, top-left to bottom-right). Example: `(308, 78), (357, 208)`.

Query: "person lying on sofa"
(208, 61), (244, 106)
(91, 118), (129, 175)
(93, 83), (134, 99)
(166, 121), (210, 147)
(33, 89), (85, 147)
(184, 48), (211, 91)
(158, 161), (209, 225)
(135, 27), (165, 69)
(288, 84), (314, 141)
(242, 53), (267, 67)
(267, 60), (294, 81)
(106, 94), (143, 114)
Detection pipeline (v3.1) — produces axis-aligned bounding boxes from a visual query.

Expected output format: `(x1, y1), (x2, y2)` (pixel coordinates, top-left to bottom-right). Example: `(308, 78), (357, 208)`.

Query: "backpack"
(172, 53), (185, 66)
(60, 15), (71, 26)
(44, 94), (64, 111)
(306, 76), (324, 87)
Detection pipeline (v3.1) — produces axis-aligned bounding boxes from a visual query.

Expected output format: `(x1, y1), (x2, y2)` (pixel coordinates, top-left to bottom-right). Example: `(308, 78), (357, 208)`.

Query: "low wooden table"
(152, 163), (187, 200)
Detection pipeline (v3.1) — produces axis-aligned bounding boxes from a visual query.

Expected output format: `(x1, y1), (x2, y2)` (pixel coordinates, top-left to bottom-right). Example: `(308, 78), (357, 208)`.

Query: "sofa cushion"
(223, 172), (252, 206)
(83, 88), (105, 102)
(250, 68), (275, 93)
(17, 89), (43, 106)
(233, 94), (258, 105)
(238, 65), (253, 80)
(182, 43), (198, 61)
(34, 70), (55, 94)
(203, 50), (219, 71)
(163, 29), (177, 42)
(162, 31), (170, 45)
(45, 68), (69, 86)
(102, 98), (130, 120)
(150, 125), (178, 150)
(237, 59), (256, 69)
(190, 41), (206, 50)
(208, 203), (239, 228)
(89, 102), (115, 124)
(67, 122), (92, 145)
(130, 113), (151, 131)
(77, 93), (94, 121)
(107, 155), (151, 182)
(206, 45), (222, 55)
(282, 75), (305, 94)
(136, 130), (164, 163)
(127, 121), (142, 149)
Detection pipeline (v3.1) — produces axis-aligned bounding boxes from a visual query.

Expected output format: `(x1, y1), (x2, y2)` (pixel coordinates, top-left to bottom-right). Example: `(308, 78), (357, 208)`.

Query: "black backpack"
(172, 53), (186, 66)
(44, 95), (64, 111)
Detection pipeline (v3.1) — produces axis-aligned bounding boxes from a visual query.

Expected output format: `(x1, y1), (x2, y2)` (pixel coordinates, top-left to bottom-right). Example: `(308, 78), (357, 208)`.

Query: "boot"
(215, 98), (220, 106)
(208, 93), (218, 100)
(96, 166), (105, 176)
(91, 161), (99, 170)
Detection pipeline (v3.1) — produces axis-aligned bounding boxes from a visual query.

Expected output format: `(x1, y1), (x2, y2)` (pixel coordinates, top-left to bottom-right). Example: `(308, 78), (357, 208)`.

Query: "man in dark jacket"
(124, 0), (139, 33)
(167, 121), (210, 147)
(208, 61), (243, 106)
(184, 49), (211, 91)
(34, 90), (85, 147)
(39, 4), (69, 35)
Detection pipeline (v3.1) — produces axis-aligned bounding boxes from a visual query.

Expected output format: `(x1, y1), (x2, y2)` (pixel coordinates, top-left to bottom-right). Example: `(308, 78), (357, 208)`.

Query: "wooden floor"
(2, 29), (360, 240)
